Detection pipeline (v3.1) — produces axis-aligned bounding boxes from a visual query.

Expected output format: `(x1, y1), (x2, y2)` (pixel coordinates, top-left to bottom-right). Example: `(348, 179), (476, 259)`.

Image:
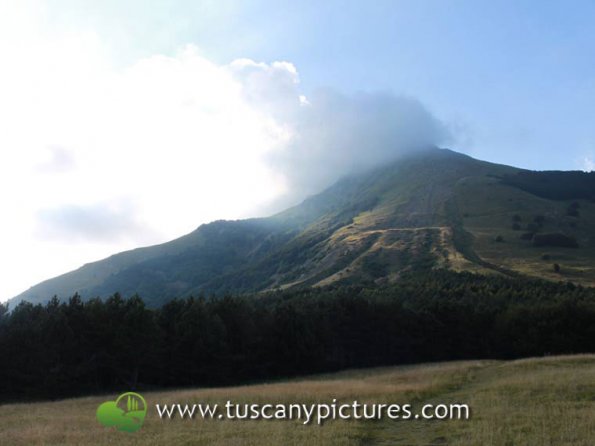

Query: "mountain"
(12, 148), (595, 306)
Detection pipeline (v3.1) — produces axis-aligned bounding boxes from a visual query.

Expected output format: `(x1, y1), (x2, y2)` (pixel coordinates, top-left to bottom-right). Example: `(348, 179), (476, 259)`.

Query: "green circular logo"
(96, 392), (147, 433)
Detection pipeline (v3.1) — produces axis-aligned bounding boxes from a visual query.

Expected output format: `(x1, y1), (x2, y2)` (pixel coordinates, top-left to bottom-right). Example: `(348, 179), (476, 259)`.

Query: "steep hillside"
(12, 148), (595, 306)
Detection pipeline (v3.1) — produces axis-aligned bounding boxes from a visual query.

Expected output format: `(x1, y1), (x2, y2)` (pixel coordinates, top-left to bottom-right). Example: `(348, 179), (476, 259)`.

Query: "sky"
(1, 0), (595, 301)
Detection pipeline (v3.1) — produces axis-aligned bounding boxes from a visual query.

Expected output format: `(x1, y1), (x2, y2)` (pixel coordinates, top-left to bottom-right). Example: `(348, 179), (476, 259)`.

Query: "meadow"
(1, 354), (593, 445)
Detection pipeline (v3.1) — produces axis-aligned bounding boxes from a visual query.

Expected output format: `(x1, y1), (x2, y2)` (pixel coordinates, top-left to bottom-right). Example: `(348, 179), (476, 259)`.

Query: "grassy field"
(1, 355), (594, 445)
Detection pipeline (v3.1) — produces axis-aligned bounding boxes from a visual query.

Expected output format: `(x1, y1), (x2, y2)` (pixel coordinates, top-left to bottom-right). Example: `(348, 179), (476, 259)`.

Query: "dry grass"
(1, 356), (594, 445)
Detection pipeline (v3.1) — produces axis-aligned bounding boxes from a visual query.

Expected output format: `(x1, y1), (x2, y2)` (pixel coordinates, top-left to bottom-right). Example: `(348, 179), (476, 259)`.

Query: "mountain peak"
(11, 149), (595, 306)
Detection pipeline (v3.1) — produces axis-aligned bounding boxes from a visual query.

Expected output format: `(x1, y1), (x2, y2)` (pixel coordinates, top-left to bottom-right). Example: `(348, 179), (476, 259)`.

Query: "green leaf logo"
(96, 392), (147, 433)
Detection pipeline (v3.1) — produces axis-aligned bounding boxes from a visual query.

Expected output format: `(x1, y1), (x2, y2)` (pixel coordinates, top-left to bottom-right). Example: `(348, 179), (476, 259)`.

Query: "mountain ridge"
(12, 148), (595, 306)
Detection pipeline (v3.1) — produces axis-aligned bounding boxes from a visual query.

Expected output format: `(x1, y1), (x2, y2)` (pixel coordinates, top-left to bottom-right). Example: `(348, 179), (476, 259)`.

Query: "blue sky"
(229, 0), (595, 171)
(49, 0), (595, 170)
(1, 0), (595, 300)
(233, 0), (595, 171)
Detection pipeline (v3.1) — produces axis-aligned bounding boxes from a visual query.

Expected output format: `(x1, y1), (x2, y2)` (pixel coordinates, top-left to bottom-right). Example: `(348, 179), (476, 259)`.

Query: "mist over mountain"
(230, 58), (451, 210)
(262, 89), (451, 209)
(12, 148), (595, 307)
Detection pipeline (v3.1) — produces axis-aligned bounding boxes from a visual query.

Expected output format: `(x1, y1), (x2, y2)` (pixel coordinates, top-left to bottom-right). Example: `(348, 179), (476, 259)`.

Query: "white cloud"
(0, 1), (449, 302)
(229, 61), (450, 209)
(582, 156), (595, 172)
(0, 5), (292, 301)
(35, 201), (157, 243)
(270, 89), (449, 205)
(36, 146), (77, 173)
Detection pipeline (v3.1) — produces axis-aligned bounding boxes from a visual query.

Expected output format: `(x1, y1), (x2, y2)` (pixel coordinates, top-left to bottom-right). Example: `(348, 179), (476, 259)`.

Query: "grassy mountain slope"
(12, 148), (595, 305)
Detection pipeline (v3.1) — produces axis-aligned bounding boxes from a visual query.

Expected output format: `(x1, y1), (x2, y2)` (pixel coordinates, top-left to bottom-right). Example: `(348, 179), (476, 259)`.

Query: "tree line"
(1, 271), (595, 402)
